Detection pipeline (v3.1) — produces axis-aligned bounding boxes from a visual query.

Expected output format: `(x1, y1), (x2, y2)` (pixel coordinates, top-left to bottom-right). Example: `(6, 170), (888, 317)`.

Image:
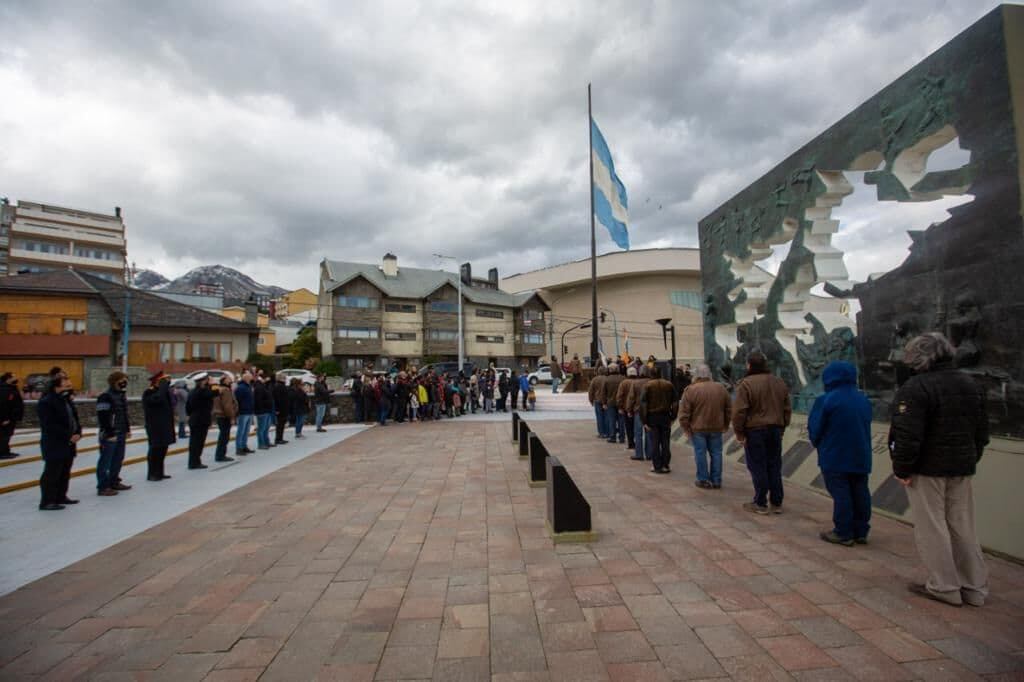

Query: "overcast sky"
(0, 0), (995, 290)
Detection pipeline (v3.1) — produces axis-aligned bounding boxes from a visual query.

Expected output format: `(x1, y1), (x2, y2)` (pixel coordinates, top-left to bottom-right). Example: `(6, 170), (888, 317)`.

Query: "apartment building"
(0, 199), (127, 282)
(317, 254), (549, 374)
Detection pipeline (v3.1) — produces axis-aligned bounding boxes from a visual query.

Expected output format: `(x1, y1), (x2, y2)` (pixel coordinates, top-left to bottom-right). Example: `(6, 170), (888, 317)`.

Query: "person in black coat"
(497, 372), (510, 412)
(143, 371), (176, 480)
(186, 373), (215, 469)
(350, 375), (364, 423)
(271, 375), (290, 445)
(254, 376), (275, 448)
(289, 379), (311, 438)
(393, 376), (409, 424)
(37, 375), (81, 510)
(0, 372), (25, 460)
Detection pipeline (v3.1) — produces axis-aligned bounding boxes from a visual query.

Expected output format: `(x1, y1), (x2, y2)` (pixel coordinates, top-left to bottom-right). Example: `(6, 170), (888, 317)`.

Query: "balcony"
(12, 221), (124, 247)
(515, 341), (547, 357)
(332, 338), (382, 356)
(15, 206), (123, 234)
(8, 248), (124, 271)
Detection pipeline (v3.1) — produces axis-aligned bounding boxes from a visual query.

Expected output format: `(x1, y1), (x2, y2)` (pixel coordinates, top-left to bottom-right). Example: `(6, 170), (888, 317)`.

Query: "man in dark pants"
(732, 351), (791, 515)
(186, 373), (215, 469)
(640, 366), (675, 474)
(143, 371), (175, 480)
(0, 372), (24, 459)
(37, 376), (81, 510)
(95, 371), (132, 496)
(350, 375), (363, 423)
(272, 373), (290, 444)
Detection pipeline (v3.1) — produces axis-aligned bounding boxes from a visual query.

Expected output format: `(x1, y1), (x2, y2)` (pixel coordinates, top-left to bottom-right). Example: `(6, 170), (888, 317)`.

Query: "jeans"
(552, 377), (561, 394)
(235, 414), (253, 452)
(296, 413), (307, 435)
(214, 417), (232, 460)
(257, 413), (272, 447)
(634, 413), (649, 459)
(647, 413), (672, 471)
(594, 403), (606, 436)
(823, 471), (871, 540)
(96, 433), (126, 490)
(691, 432), (723, 485)
(484, 398), (493, 413)
(177, 420), (187, 439)
(353, 397), (364, 423)
(744, 426), (783, 507)
(314, 404), (327, 429)
(605, 405), (624, 442)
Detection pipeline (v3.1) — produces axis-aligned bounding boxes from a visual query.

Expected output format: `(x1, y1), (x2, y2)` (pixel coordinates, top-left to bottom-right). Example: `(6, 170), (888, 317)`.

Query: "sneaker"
(743, 502), (769, 515)
(98, 489), (118, 496)
(908, 583), (962, 607)
(770, 505), (783, 514)
(695, 481), (712, 489)
(854, 537), (868, 545)
(820, 531), (854, 547)
(112, 482), (132, 491)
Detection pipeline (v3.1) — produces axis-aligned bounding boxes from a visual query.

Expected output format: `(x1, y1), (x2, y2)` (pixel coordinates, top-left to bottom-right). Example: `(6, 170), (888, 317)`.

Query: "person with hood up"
(808, 361), (873, 546)
(95, 370), (132, 496)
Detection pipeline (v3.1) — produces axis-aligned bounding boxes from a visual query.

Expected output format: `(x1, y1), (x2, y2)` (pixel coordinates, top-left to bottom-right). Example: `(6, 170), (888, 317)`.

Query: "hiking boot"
(98, 489), (118, 496)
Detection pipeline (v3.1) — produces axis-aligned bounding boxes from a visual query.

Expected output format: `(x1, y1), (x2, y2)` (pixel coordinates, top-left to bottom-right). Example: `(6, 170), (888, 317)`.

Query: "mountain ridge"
(134, 265), (288, 300)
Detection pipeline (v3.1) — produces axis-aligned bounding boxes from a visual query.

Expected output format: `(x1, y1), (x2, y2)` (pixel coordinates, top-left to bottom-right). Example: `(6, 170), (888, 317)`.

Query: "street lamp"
(655, 317), (677, 382)
(599, 307), (620, 357)
(433, 254), (464, 373)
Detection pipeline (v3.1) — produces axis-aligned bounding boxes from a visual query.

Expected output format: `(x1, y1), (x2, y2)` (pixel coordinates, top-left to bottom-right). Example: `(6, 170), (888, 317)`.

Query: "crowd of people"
(21, 366), (334, 511)
(348, 365), (539, 425)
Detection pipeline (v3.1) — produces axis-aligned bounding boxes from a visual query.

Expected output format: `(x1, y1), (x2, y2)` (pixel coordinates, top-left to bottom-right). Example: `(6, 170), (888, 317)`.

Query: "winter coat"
(254, 381), (274, 414)
(290, 385), (311, 417)
(807, 362), (872, 474)
(272, 381), (290, 416)
(889, 360), (988, 479)
(96, 388), (131, 439)
(0, 382), (25, 423)
(38, 391), (81, 461)
(678, 379), (731, 434)
(212, 387), (239, 420)
(588, 375), (605, 405)
(498, 375), (509, 397)
(186, 385), (215, 427)
(417, 384), (428, 405)
(314, 380), (332, 405)
(639, 378), (675, 423)
(143, 381), (176, 448)
(550, 362), (563, 379)
(234, 380), (255, 415)
(519, 375), (530, 394)
(602, 374), (625, 407)
(350, 377), (362, 399)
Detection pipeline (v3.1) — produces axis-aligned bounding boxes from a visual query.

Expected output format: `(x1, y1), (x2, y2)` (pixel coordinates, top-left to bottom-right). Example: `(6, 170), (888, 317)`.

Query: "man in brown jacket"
(616, 366), (638, 451)
(640, 366), (676, 474)
(679, 364), (731, 489)
(212, 377), (239, 462)
(589, 366), (608, 438)
(626, 365), (650, 461)
(732, 351), (792, 514)
(602, 364), (625, 444)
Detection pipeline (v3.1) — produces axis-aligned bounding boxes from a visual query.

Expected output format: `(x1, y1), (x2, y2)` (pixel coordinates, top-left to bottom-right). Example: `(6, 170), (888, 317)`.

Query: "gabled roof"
(0, 270), (257, 332)
(323, 259), (542, 309)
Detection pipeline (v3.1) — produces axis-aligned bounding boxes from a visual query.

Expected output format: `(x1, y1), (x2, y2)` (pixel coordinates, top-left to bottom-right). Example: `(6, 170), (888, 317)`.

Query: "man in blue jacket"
(808, 361), (873, 546)
(234, 371), (255, 455)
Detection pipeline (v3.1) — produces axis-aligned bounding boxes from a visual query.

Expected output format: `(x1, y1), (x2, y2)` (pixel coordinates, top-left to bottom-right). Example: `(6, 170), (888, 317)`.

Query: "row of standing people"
(350, 368), (537, 425)
(32, 367), (334, 510)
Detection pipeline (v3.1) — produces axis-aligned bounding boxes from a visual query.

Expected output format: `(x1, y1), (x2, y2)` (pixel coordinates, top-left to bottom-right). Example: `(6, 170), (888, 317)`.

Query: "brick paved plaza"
(0, 419), (1022, 681)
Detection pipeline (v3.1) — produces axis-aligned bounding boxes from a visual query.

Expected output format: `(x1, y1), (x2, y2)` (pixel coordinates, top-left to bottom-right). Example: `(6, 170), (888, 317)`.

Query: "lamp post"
(655, 317), (676, 381)
(600, 307), (620, 357)
(434, 254), (464, 373)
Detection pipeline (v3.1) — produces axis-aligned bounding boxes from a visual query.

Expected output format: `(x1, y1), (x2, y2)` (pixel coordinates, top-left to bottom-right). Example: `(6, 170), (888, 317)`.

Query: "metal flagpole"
(588, 83), (598, 366)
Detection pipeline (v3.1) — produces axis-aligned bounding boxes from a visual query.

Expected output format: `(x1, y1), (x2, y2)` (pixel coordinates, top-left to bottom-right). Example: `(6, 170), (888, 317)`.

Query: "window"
(385, 331), (416, 341)
(476, 309), (504, 319)
(670, 290), (702, 310)
(385, 303), (416, 313)
(62, 318), (86, 334)
(476, 335), (505, 343)
(192, 342), (223, 362)
(336, 327), (379, 339)
(429, 329), (458, 341)
(522, 333), (544, 345)
(159, 342), (187, 362)
(74, 246), (117, 261)
(17, 239), (68, 255)
(343, 358), (366, 372)
(220, 343), (232, 362)
(523, 309), (544, 321)
(335, 295), (379, 309)
(429, 301), (458, 313)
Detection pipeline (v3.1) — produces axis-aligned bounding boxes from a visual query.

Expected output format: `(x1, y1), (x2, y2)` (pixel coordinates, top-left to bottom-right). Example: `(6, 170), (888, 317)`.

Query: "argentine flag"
(591, 118), (630, 250)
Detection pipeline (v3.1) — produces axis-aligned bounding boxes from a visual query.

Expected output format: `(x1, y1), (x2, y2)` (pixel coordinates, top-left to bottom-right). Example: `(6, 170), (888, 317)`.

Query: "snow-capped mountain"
(134, 265), (287, 300)
(132, 268), (170, 290)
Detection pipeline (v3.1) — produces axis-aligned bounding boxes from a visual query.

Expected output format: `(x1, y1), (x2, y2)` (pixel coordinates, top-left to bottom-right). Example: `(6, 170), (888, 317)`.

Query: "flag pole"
(588, 83), (598, 366)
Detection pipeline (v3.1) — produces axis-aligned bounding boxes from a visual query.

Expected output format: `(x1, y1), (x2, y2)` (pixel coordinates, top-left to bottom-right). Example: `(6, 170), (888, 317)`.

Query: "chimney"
(382, 253), (398, 277)
(115, 206), (122, 218)
(460, 262), (472, 286)
(244, 294), (259, 326)
(488, 268), (498, 286)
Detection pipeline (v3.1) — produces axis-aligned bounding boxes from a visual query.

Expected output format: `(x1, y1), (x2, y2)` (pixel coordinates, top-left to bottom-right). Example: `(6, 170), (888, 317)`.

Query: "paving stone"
(431, 656), (490, 681)
(583, 605), (639, 632)
(825, 644), (917, 680)
(490, 637), (547, 674)
(789, 617), (864, 649)
(928, 634), (1024, 675)
(534, 598), (585, 624)
(758, 635), (838, 672)
(375, 644), (436, 679)
(540, 621), (596, 652)
(694, 624), (763, 658)
(546, 649), (611, 681)
(856, 627), (941, 662)
(389, 619), (442, 647)
(595, 630), (658, 663)
(901, 657), (986, 681)
(438, 628), (489, 658)
(654, 642), (727, 679)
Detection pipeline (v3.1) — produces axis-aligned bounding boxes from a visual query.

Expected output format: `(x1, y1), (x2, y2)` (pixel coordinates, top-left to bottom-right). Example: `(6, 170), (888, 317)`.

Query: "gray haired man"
(890, 332), (989, 607)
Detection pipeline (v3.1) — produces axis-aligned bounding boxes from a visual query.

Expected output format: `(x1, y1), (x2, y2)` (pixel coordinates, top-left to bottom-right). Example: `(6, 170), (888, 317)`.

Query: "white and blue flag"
(591, 117), (629, 250)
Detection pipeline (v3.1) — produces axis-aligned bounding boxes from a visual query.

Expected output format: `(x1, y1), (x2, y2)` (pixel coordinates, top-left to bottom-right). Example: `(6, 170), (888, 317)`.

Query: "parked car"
(22, 373), (51, 398)
(173, 369), (236, 390)
(417, 362), (475, 379)
(278, 368), (317, 384)
(528, 365), (553, 385)
(491, 367), (512, 379)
